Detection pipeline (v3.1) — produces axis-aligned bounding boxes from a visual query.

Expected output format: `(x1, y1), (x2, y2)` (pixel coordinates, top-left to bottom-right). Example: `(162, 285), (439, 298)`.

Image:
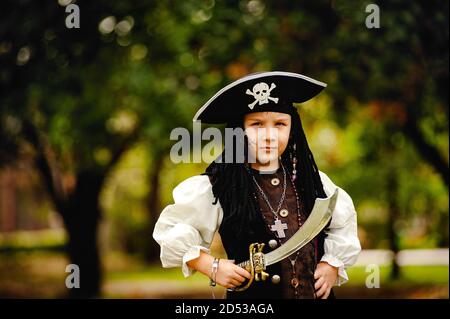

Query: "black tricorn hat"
(193, 71), (327, 124)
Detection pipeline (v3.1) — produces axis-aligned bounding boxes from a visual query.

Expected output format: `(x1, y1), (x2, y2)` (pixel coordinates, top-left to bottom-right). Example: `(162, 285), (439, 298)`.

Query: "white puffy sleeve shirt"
(152, 171), (361, 285)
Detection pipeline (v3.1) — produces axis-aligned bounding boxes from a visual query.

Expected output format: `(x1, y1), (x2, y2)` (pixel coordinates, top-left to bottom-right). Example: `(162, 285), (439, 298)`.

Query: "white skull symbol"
(253, 83), (270, 102)
(245, 82), (279, 109)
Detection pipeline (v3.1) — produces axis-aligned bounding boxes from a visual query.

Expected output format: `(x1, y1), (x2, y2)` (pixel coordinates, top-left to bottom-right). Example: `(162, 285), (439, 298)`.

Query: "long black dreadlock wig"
(203, 109), (328, 241)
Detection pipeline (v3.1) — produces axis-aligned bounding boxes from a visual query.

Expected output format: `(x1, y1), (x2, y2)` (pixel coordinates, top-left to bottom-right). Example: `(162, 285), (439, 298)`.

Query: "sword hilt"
(233, 243), (269, 292)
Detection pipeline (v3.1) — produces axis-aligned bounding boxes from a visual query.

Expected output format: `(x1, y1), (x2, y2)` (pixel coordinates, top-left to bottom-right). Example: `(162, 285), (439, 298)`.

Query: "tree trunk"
(145, 153), (165, 263)
(62, 170), (103, 298)
(21, 118), (137, 298)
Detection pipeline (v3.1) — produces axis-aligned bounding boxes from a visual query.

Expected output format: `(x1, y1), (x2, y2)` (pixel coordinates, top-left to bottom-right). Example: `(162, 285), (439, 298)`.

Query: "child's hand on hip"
(314, 261), (338, 299)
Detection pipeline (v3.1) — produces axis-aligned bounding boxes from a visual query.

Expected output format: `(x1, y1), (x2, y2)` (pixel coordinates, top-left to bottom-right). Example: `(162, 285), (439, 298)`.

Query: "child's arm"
(152, 175), (251, 287)
(187, 250), (251, 289)
(153, 175), (221, 277)
(317, 171), (362, 290)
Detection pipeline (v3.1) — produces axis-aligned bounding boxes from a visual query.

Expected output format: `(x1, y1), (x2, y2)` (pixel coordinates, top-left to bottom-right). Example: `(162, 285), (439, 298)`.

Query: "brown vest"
(251, 167), (317, 299)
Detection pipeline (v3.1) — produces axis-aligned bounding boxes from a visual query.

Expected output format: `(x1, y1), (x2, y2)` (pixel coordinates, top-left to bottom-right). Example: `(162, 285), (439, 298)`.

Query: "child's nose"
(261, 127), (278, 141)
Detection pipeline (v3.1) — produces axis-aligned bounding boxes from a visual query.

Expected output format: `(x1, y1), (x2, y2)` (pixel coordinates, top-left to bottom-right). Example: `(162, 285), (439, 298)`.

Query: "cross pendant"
(270, 219), (288, 238)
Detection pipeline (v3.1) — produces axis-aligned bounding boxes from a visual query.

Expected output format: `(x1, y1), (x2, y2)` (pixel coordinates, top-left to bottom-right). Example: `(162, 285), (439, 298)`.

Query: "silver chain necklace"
(251, 162), (287, 221)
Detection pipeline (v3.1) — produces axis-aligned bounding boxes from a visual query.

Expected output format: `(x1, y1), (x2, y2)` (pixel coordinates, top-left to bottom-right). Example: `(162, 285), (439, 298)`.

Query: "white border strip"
(193, 71), (327, 122)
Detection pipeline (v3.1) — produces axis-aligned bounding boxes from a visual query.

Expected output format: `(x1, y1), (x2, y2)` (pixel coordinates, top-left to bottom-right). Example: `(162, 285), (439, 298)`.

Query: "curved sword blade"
(264, 188), (339, 266)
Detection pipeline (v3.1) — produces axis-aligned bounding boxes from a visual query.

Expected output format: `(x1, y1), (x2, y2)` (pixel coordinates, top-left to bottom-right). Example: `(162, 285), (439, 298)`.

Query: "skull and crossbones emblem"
(246, 82), (279, 109)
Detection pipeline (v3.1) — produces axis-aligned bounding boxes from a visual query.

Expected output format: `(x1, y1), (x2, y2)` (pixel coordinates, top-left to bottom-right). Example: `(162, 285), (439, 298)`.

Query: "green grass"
(106, 263), (210, 286)
(0, 229), (66, 252)
(342, 265), (448, 286)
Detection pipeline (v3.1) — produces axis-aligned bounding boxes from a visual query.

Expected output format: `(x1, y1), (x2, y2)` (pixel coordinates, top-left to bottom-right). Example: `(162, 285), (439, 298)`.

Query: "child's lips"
(260, 146), (276, 151)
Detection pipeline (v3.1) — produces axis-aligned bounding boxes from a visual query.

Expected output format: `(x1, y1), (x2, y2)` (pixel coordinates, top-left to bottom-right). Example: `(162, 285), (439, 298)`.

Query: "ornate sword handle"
(233, 243), (269, 292)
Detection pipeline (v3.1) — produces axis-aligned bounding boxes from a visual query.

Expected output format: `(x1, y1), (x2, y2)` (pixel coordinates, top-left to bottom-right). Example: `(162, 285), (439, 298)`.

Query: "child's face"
(244, 112), (292, 166)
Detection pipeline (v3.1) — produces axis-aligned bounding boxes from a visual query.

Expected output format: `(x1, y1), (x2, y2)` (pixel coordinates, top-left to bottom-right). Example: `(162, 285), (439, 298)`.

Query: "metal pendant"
(279, 209), (289, 218)
(268, 239), (278, 249)
(291, 277), (299, 288)
(271, 178), (280, 186)
(270, 219), (287, 238)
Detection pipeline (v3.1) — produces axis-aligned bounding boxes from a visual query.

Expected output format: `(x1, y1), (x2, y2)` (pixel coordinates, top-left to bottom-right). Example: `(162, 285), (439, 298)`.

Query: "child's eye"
(276, 122), (287, 126)
(251, 122), (261, 126)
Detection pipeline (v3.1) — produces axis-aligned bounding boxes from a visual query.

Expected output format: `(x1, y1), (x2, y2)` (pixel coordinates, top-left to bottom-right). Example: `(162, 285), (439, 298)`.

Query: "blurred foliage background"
(0, 0), (448, 298)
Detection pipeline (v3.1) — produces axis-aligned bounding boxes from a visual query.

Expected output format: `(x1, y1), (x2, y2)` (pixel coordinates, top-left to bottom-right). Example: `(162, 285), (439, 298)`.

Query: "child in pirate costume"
(153, 71), (361, 299)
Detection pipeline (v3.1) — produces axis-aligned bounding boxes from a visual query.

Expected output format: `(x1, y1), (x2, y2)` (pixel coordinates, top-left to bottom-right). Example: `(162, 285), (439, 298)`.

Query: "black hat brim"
(193, 71), (327, 124)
